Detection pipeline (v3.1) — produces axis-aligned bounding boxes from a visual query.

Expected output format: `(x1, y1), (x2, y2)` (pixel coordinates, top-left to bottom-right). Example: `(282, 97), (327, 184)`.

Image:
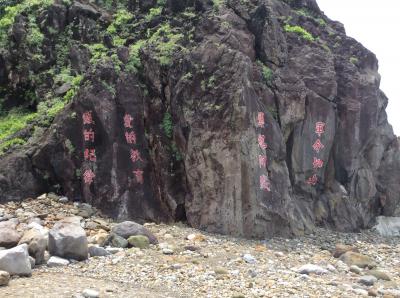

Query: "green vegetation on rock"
(284, 24), (315, 41)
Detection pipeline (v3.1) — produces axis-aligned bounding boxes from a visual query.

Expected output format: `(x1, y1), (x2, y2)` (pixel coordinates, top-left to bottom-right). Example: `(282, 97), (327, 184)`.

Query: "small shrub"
(107, 9), (133, 35)
(145, 7), (162, 22)
(257, 61), (274, 85)
(284, 24), (315, 41)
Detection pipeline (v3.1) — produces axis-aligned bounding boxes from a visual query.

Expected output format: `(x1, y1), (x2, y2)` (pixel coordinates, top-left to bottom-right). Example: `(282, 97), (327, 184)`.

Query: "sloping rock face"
(0, 0), (399, 238)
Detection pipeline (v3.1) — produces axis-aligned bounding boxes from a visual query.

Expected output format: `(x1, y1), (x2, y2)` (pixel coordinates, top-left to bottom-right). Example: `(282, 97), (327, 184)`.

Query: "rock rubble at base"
(0, 193), (399, 297)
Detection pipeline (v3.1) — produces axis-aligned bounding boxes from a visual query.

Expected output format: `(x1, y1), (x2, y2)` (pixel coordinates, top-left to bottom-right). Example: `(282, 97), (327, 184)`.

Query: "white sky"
(317, 0), (400, 135)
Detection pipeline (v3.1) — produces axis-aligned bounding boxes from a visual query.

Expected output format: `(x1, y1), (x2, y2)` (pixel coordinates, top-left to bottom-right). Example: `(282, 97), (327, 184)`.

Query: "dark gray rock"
(112, 221), (158, 244)
(88, 245), (111, 257)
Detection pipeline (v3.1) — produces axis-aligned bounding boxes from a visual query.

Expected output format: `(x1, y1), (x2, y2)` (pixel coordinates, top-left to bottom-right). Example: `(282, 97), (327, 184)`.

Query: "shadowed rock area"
(0, 0), (399, 238)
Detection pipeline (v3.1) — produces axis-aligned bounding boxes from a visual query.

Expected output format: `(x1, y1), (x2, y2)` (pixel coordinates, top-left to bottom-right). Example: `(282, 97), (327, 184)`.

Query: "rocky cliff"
(0, 0), (399, 238)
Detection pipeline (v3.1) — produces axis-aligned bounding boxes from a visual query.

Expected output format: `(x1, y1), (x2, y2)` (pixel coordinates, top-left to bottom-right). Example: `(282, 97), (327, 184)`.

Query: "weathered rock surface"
(0, 244), (31, 276)
(0, 0), (399, 239)
(48, 221), (88, 261)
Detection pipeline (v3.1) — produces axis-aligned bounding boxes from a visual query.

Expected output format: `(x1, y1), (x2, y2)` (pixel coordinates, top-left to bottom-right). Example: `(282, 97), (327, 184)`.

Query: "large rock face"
(0, 0), (399, 238)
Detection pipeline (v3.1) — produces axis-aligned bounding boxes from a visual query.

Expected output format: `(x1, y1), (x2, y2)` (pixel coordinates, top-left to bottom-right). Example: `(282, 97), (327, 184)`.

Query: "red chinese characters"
(130, 149), (143, 163)
(260, 175), (271, 191)
(124, 113), (133, 129)
(123, 113), (145, 186)
(84, 149), (96, 162)
(133, 169), (144, 184)
(83, 169), (96, 185)
(125, 131), (137, 144)
(315, 122), (326, 137)
(312, 138), (325, 153)
(259, 155), (267, 168)
(82, 110), (96, 186)
(306, 174), (318, 186)
(313, 157), (323, 169)
(307, 121), (327, 186)
(83, 129), (95, 142)
(257, 112), (265, 128)
(82, 111), (94, 125)
(258, 134), (268, 150)
(255, 111), (271, 192)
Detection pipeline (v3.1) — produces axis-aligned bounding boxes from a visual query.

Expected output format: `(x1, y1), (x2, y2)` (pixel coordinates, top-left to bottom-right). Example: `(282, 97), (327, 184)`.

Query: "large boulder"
(111, 221), (158, 244)
(0, 244), (31, 276)
(48, 221), (88, 261)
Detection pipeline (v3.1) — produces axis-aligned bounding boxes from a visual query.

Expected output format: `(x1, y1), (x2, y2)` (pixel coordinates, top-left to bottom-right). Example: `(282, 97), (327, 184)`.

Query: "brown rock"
(366, 270), (391, 281)
(0, 270), (10, 286)
(0, 228), (22, 249)
(339, 251), (376, 268)
(333, 244), (359, 258)
(368, 288), (378, 297)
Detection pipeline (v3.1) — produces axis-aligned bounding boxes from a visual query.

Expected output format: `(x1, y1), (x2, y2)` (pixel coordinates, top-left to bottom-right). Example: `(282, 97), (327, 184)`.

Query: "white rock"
(82, 289), (100, 298)
(59, 197), (69, 203)
(352, 288), (368, 296)
(0, 244), (31, 276)
(327, 264), (336, 272)
(373, 216), (400, 237)
(162, 248), (174, 255)
(243, 254), (257, 264)
(47, 256), (70, 267)
(186, 234), (196, 241)
(297, 264), (328, 275)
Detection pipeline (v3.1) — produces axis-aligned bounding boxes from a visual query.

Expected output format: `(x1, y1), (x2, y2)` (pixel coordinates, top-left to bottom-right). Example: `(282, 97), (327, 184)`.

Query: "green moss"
(0, 138), (26, 154)
(0, 110), (38, 141)
(284, 24), (315, 41)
